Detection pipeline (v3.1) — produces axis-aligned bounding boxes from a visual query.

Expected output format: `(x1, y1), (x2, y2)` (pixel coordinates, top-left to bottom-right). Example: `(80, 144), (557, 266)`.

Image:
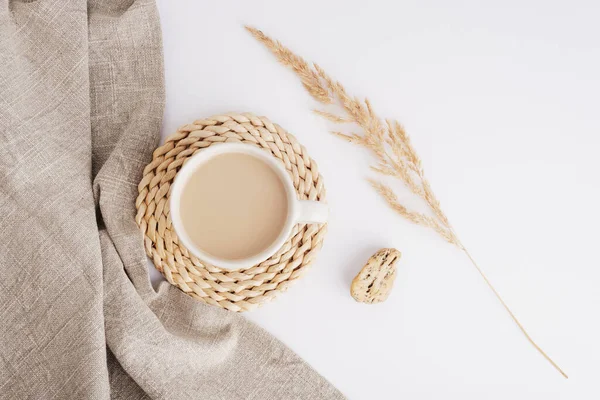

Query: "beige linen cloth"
(0, 1), (344, 398)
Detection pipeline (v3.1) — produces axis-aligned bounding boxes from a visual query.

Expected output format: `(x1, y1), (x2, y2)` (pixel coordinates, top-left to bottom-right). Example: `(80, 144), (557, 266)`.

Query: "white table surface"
(152, 1), (600, 398)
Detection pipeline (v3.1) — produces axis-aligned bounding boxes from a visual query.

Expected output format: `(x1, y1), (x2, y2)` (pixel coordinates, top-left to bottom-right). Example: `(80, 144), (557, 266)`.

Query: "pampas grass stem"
(246, 25), (567, 379)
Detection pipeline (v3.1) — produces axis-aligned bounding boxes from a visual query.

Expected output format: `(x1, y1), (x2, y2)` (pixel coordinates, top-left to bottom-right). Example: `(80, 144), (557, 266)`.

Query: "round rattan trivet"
(135, 113), (327, 312)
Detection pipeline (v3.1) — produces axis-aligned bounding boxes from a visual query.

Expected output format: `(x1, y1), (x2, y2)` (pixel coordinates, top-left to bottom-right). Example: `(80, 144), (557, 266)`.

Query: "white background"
(153, 1), (600, 398)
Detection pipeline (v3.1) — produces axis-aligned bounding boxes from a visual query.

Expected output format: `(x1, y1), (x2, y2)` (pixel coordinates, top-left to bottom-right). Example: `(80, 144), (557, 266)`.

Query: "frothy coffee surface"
(179, 152), (288, 261)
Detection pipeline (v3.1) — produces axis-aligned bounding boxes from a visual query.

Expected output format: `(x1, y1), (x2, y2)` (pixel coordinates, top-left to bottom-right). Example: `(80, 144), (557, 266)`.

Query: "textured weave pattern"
(0, 1), (344, 399)
(136, 113), (328, 312)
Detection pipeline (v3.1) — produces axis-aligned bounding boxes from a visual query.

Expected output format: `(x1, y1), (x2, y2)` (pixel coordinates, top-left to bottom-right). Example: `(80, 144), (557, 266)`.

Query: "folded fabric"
(0, 0), (344, 398)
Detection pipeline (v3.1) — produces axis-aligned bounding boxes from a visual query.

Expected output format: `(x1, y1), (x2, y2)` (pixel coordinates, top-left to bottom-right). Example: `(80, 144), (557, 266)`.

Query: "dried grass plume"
(246, 25), (567, 379)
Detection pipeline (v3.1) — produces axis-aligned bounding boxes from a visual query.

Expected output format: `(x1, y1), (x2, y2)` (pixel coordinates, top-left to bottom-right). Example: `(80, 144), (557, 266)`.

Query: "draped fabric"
(0, 1), (344, 398)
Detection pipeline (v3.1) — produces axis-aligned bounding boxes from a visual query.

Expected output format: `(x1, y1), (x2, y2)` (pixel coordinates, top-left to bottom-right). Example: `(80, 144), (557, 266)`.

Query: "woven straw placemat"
(135, 113), (327, 312)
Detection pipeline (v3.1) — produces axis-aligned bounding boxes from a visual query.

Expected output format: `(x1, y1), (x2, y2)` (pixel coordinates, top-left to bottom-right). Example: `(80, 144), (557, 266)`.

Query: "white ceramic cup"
(170, 143), (328, 270)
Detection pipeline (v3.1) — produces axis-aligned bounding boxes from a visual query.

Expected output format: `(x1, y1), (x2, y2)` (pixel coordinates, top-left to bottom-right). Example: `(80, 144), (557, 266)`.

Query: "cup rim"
(169, 143), (298, 271)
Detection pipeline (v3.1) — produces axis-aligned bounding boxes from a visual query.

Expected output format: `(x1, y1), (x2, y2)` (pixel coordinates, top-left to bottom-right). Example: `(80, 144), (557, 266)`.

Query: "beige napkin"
(0, 0), (344, 398)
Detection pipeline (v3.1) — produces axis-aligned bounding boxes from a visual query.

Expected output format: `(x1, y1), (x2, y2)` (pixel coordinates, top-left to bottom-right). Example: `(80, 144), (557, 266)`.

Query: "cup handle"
(296, 200), (329, 224)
